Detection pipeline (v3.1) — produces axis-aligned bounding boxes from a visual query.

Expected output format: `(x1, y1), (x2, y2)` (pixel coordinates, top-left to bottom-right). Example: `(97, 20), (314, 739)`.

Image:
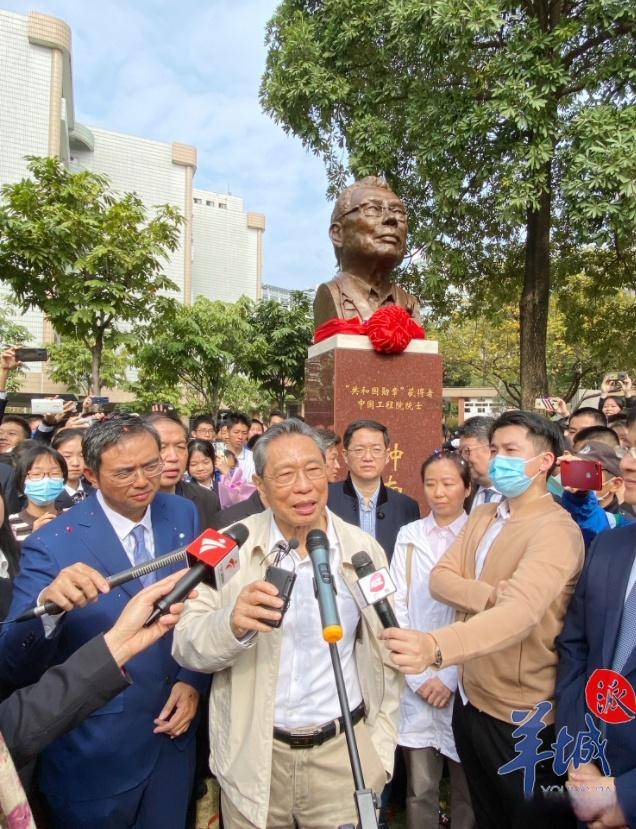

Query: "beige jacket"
(172, 509), (402, 829)
(428, 496), (584, 723)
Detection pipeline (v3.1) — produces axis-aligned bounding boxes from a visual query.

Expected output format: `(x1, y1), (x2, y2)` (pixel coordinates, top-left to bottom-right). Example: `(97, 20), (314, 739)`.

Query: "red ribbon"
(314, 305), (425, 354)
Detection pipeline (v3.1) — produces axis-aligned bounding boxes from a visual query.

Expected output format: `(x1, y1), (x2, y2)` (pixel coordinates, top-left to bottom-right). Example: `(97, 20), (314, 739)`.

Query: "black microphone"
(143, 523), (249, 627)
(351, 551), (399, 629)
(13, 547), (190, 623)
(307, 529), (343, 643)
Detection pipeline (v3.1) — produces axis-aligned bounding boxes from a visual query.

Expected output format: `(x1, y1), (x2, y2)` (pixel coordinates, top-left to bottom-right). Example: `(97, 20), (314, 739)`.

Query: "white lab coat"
(390, 512), (468, 759)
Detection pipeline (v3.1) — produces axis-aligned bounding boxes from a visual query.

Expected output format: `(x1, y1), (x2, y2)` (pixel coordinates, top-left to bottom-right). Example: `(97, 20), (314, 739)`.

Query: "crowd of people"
(0, 341), (634, 829)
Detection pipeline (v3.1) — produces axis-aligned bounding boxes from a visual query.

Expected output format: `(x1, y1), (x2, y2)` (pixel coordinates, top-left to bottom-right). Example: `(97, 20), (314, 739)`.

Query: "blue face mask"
(488, 455), (542, 499)
(547, 474), (564, 498)
(24, 477), (66, 506)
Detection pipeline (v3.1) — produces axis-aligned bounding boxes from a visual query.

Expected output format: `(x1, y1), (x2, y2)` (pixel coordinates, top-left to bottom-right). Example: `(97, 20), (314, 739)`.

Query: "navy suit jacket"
(556, 523), (636, 825)
(0, 491), (208, 802)
(327, 476), (420, 561)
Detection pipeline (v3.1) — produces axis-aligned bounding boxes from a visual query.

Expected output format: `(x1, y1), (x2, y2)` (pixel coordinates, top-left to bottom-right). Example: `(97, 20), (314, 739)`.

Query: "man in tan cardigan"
(382, 410), (585, 828)
(173, 419), (401, 829)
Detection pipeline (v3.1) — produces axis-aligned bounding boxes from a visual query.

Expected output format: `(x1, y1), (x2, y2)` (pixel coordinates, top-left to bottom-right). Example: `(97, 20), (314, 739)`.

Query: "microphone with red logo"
(351, 551), (399, 629)
(143, 523), (248, 627)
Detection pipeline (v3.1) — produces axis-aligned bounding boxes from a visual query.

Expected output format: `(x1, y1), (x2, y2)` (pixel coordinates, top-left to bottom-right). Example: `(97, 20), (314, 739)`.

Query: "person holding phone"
(598, 372), (634, 417)
(558, 442), (634, 547)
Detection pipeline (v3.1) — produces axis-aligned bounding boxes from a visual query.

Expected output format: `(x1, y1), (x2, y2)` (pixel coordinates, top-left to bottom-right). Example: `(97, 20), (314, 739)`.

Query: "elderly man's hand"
(230, 580), (284, 639)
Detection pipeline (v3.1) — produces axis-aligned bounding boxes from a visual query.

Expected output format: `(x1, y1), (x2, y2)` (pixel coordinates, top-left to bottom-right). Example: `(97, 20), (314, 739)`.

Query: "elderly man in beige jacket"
(173, 419), (401, 829)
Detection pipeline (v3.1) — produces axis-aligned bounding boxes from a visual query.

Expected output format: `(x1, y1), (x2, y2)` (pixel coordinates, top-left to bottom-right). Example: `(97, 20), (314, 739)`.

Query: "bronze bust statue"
(313, 176), (422, 330)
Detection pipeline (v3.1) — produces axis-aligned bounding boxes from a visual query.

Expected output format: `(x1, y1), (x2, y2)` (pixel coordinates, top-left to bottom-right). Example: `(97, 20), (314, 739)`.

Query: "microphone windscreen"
(225, 522), (249, 546)
(351, 551), (375, 578)
(307, 529), (329, 553)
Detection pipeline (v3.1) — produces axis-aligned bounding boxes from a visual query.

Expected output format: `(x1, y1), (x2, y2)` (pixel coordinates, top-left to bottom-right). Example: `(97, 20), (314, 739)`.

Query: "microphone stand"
(329, 642), (379, 829)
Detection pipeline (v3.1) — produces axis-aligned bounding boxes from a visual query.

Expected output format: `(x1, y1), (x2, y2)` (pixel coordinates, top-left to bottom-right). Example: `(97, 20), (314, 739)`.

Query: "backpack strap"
(405, 543), (414, 609)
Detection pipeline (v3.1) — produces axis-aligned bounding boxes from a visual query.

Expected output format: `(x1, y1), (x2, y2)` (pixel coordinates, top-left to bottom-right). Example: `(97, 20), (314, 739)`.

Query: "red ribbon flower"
(314, 306), (425, 353)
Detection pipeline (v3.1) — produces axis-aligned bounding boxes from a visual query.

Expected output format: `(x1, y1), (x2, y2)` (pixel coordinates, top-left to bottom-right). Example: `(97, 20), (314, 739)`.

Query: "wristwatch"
(433, 645), (443, 669)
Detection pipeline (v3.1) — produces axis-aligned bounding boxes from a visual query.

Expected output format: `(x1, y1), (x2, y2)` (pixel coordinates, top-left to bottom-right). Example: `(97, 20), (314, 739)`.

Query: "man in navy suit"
(556, 413), (636, 829)
(327, 419), (420, 560)
(0, 415), (208, 829)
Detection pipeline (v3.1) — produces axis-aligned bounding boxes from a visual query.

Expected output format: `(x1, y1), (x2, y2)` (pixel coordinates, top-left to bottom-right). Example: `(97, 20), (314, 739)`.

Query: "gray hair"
(458, 416), (496, 443)
(252, 418), (325, 477)
(83, 414), (161, 474)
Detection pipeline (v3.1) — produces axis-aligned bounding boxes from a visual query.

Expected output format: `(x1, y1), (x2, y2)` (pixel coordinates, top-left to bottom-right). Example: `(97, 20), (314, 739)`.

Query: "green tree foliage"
(131, 297), (253, 414)
(244, 292), (314, 409)
(0, 157), (182, 394)
(432, 275), (636, 405)
(262, 0), (636, 407)
(0, 299), (29, 392)
(48, 338), (129, 396)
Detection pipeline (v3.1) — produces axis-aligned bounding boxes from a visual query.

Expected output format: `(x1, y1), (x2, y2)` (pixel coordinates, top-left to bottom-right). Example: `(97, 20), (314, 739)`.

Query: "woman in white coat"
(390, 451), (476, 829)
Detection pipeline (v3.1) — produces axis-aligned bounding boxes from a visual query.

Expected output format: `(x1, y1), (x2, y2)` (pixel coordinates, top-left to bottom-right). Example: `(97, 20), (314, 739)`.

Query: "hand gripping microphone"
(143, 523), (248, 627)
(306, 529), (343, 644)
(13, 546), (189, 623)
(351, 551), (400, 629)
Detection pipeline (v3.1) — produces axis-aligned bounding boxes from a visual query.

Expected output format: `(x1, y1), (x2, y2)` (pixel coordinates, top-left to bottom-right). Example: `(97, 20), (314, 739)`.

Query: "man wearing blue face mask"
(381, 410), (585, 828)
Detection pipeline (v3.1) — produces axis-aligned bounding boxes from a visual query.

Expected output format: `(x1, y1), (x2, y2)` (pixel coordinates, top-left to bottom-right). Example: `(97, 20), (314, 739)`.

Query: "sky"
(4, 0), (336, 290)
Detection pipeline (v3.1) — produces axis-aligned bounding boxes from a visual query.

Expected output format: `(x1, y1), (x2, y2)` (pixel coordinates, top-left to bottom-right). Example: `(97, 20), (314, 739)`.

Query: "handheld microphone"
(306, 529), (343, 644)
(143, 523), (248, 627)
(351, 551), (400, 629)
(13, 548), (189, 623)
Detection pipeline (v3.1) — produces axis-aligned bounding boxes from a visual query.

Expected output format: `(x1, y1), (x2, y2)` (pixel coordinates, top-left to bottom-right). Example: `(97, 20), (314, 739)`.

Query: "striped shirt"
(352, 482), (381, 538)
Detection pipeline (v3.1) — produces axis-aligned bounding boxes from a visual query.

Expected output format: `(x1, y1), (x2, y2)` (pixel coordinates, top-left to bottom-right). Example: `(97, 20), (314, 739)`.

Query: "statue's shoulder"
(314, 278), (344, 328)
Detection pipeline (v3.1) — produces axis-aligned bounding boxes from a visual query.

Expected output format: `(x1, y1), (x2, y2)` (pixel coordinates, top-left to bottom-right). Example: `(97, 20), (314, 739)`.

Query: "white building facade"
(0, 9), (265, 391)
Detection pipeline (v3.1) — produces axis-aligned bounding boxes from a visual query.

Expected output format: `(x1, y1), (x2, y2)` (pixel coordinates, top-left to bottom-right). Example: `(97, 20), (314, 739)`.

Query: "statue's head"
(329, 177), (408, 274)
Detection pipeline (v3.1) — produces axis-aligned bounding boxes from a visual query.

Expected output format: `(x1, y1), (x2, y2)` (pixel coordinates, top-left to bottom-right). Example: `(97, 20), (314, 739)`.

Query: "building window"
(193, 198), (202, 204)
(218, 203), (227, 210)
(206, 200), (213, 207)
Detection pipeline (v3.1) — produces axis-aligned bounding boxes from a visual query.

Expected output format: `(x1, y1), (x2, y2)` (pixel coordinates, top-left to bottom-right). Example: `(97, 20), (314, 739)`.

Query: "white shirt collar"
(495, 500), (510, 521)
(96, 489), (153, 542)
(422, 511), (468, 537)
(268, 509), (338, 558)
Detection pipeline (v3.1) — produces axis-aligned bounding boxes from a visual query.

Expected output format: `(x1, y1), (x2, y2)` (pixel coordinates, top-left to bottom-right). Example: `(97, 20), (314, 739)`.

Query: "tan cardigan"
(172, 509), (402, 829)
(428, 495), (584, 724)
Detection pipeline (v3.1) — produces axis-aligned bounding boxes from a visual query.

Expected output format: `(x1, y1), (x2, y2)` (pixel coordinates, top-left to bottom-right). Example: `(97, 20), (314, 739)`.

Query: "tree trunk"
(520, 171), (551, 409)
(91, 340), (103, 395)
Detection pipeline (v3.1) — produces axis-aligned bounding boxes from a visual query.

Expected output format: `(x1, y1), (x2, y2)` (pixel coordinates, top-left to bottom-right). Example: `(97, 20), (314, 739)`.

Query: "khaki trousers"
(402, 746), (475, 829)
(221, 721), (387, 829)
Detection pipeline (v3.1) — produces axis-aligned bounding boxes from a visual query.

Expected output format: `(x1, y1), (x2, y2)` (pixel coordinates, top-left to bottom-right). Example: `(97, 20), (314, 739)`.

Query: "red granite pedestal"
(304, 334), (443, 513)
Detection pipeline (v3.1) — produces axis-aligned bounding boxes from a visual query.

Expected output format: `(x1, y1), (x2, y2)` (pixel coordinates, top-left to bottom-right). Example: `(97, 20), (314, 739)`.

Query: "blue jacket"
(561, 490), (633, 548)
(327, 476), (420, 561)
(556, 523), (636, 826)
(0, 491), (209, 802)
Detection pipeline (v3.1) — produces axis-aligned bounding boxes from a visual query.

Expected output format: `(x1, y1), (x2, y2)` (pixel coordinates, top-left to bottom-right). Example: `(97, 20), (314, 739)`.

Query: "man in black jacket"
(327, 419), (419, 561)
(146, 413), (220, 528)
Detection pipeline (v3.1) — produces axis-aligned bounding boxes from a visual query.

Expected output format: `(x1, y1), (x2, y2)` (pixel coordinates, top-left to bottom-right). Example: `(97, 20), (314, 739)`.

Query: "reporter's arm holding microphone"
(0, 572), (195, 771)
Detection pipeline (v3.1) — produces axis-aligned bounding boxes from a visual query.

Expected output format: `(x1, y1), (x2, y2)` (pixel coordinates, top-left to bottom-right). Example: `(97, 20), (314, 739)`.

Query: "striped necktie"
(483, 489), (495, 503)
(130, 525), (155, 587)
(611, 580), (636, 673)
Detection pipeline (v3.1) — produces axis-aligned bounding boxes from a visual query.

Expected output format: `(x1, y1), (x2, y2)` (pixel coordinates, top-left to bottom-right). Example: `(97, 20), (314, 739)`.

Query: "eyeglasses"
(26, 471), (64, 482)
(337, 201), (407, 223)
(346, 446), (387, 458)
(195, 429), (215, 438)
(109, 459), (164, 484)
(459, 444), (490, 459)
(264, 464), (327, 488)
(616, 446), (636, 460)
